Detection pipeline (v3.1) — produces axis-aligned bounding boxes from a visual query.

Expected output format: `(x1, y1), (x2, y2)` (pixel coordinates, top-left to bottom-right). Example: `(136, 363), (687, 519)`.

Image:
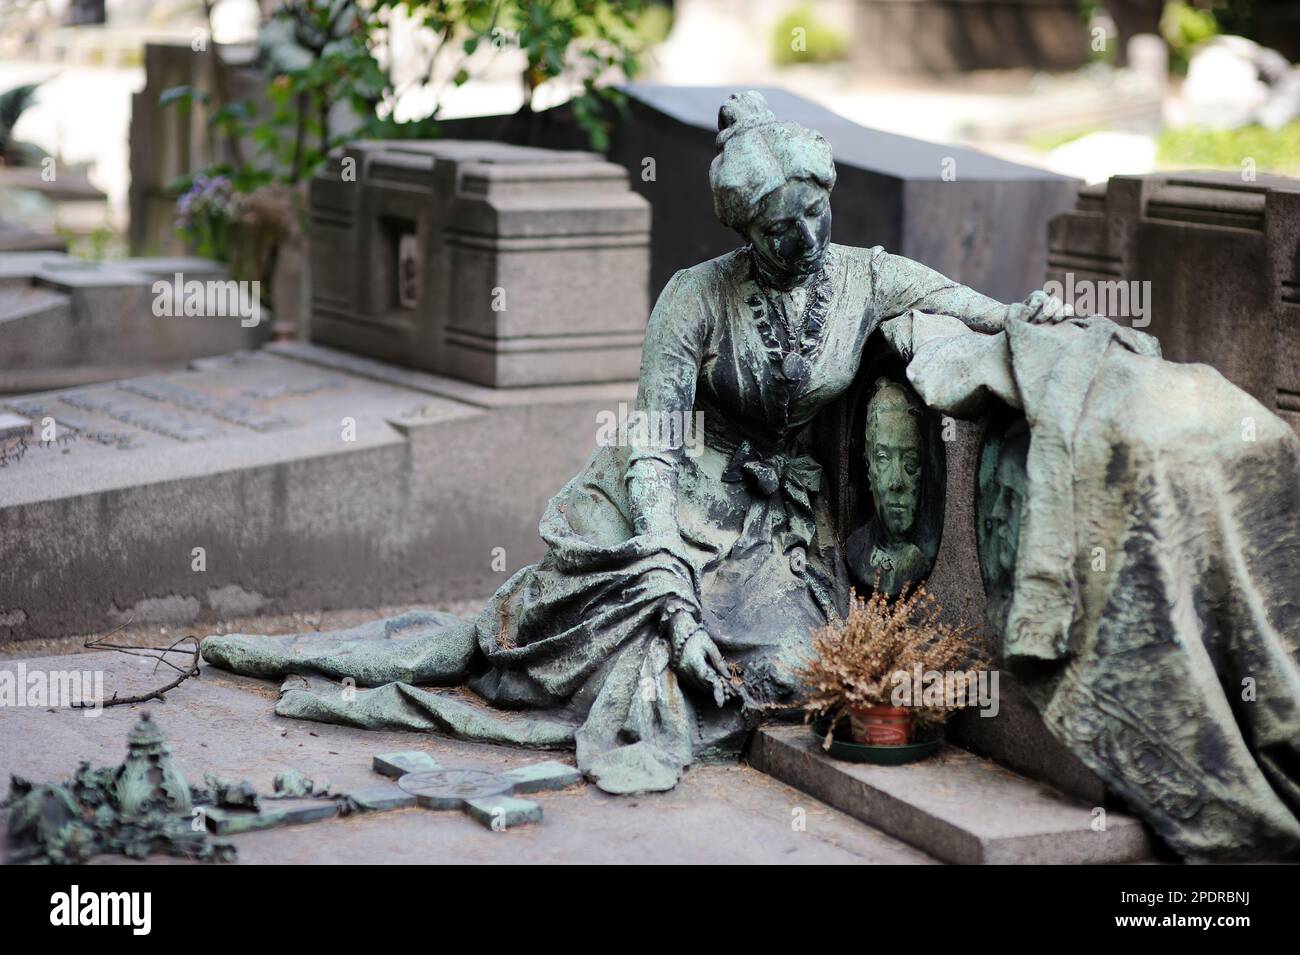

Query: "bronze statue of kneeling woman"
(202, 91), (1061, 794)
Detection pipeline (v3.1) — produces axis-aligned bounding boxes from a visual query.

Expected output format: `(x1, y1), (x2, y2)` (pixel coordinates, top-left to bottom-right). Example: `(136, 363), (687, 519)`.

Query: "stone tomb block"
(0, 343), (634, 644)
(0, 252), (257, 394)
(849, 0), (1088, 75)
(308, 141), (651, 388)
(441, 85), (1081, 306)
(1047, 172), (1300, 435)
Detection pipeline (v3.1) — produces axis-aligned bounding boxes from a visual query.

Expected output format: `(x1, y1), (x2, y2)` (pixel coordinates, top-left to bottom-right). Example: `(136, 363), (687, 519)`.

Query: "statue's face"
(866, 408), (922, 540)
(746, 179), (831, 282)
(987, 454), (1025, 577)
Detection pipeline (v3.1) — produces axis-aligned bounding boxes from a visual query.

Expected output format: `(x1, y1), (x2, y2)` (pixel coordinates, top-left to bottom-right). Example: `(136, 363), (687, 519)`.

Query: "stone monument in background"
(1047, 172), (1300, 435)
(308, 141), (651, 387)
(849, 0), (1088, 74)
(0, 253), (253, 394)
(128, 41), (268, 258)
(444, 85), (1082, 306)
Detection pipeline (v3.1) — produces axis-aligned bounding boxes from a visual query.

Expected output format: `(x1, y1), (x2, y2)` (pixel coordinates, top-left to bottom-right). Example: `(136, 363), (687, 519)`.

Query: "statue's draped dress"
(203, 243), (1015, 793)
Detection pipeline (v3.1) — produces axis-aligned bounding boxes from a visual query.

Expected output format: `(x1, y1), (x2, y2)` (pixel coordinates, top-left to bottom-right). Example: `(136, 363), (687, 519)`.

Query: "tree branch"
(76, 632), (203, 708)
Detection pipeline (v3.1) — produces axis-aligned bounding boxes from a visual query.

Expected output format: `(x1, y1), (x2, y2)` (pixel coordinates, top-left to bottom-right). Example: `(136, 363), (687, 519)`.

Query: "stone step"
(747, 724), (1154, 865)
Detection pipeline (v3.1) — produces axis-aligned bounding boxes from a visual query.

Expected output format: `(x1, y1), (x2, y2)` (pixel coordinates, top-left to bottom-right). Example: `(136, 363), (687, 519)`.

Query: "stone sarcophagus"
(308, 141), (651, 388)
(1046, 172), (1300, 434)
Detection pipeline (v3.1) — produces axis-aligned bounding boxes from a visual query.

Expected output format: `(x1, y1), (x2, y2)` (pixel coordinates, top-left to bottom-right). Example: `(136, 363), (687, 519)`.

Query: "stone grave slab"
(0, 411), (28, 441)
(0, 343), (635, 646)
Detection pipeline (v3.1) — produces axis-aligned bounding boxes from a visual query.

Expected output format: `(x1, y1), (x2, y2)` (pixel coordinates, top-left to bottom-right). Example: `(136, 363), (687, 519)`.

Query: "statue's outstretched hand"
(674, 628), (737, 708)
(1019, 289), (1074, 324)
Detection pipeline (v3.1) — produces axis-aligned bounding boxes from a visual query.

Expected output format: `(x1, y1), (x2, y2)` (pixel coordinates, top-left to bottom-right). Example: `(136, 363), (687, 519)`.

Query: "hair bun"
(709, 91), (836, 231)
(717, 90), (776, 144)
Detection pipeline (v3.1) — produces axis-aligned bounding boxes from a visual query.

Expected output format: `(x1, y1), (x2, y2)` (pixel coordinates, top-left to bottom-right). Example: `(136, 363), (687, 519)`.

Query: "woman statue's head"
(710, 91), (836, 285)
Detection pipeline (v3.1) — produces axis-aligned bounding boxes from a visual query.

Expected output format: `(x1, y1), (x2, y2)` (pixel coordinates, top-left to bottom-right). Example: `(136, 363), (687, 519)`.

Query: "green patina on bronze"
(202, 90), (1040, 796)
(4, 713), (236, 865)
(3, 711), (356, 864)
(200, 91), (1300, 862)
(888, 309), (1300, 861)
(977, 412), (1029, 637)
(846, 378), (931, 596)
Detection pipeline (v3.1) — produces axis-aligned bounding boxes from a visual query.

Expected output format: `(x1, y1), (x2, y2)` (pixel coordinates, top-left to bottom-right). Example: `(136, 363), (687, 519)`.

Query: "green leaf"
(159, 85), (204, 111)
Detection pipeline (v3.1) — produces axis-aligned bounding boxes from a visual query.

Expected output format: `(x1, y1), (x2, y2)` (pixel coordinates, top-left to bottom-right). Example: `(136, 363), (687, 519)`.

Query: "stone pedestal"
(1047, 172), (1300, 435)
(308, 141), (651, 388)
(749, 725), (1151, 863)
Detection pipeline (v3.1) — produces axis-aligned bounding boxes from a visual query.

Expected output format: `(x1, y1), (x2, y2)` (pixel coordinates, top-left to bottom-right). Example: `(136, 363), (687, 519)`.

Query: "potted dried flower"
(796, 585), (990, 764)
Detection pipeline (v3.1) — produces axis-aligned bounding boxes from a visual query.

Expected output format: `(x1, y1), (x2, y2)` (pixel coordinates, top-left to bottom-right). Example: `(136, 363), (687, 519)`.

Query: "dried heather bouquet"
(796, 585), (989, 743)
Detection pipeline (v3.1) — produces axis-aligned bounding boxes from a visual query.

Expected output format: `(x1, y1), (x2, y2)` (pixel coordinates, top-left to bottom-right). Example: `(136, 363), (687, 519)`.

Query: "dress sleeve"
(626, 268), (706, 542)
(870, 248), (1013, 333)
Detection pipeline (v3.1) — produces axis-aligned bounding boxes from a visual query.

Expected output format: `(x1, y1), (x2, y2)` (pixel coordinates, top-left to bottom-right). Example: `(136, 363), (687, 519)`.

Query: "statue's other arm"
(869, 248), (1065, 333)
(627, 269), (704, 539)
(625, 269), (708, 623)
(626, 267), (747, 706)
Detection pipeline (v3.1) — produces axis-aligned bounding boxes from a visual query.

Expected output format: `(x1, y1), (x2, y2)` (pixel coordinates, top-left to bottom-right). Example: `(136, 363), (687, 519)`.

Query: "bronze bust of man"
(846, 378), (930, 596)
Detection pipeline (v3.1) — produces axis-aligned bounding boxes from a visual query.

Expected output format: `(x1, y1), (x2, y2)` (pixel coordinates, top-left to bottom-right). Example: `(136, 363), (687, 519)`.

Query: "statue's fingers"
(705, 641), (727, 675)
(711, 674), (727, 707)
(1043, 295), (1072, 321)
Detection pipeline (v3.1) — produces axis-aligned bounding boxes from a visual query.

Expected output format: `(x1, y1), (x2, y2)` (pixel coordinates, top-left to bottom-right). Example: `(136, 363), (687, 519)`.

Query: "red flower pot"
(850, 705), (913, 745)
